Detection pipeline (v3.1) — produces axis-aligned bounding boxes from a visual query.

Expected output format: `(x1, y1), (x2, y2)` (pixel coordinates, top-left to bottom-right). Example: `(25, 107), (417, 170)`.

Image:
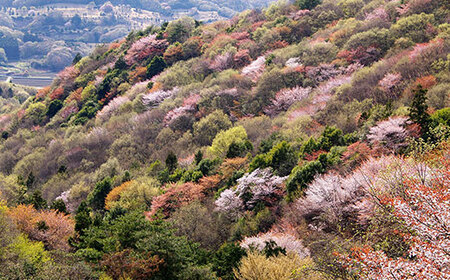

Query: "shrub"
(147, 176), (220, 218)
(46, 99), (63, 118)
(390, 13), (435, 43)
(286, 150), (343, 199)
(295, 0), (321, 10)
(164, 43), (184, 65)
(250, 141), (297, 177)
(215, 168), (286, 217)
(166, 17), (196, 44)
(234, 251), (322, 280)
(25, 102), (46, 124)
(427, 83), (450, 109)
(194, 110), (232, 146)
(345, 28), (393, 54)
(209, 126), (249, 158)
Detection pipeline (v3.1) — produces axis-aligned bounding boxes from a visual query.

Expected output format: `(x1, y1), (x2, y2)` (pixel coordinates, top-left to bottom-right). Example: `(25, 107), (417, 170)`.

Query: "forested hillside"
(0, 0), (449, 279)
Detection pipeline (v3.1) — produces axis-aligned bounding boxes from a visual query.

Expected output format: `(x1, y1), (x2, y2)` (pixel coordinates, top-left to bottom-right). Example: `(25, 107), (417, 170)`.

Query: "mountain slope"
(0, 0), (449, 279)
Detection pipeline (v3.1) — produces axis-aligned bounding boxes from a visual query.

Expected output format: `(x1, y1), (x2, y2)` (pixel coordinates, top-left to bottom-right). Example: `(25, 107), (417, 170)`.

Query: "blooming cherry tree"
(342, 163), (450, 279)
(265, 86), (312, 116)
(241, 232), (310, 258)
(367, 116), (410, 151)
(242, 56), (266, 82)
(142, 87), (178, 108)
(215, 168), (286, 217)
(124, 35), (168, 65)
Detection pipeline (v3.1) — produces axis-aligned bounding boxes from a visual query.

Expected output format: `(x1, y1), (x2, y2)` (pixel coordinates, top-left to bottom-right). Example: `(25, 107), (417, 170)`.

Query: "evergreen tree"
(409, 85), (431, 138)
(74, 201), (92, 235)
(87, 177), (112, 211)
(146, 56), (166, 79)
(165, 151), (178, 173)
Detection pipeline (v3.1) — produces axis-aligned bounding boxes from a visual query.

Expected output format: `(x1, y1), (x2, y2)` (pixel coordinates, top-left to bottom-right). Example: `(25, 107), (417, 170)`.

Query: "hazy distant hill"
(0, 0), (275, 75)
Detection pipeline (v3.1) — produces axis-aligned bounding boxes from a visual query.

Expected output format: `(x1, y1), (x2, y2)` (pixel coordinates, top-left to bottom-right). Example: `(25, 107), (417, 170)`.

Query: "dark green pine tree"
(165, 151), (178, 173)
(74, 201), (92, 235)
(146, 56), (167, 79)
(409, 85), (431, 138)
(87, 177), (112, 211)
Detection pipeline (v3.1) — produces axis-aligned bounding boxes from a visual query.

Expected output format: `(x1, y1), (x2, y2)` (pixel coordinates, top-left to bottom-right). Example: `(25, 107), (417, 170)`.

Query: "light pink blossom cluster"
(378, 72), (402, 94)
(343, 161), (450, 279)
(294, 155), (433, 229)
(241, 232), (310, 258)
(83, 127), (112, 150)
(94, 75), (104, 87)
(265, 86), (312, 116)
(242, 56), (266, 82)
(294, 173), (363, 230)
(289, 9), (311, 20)
(164, 94), (200, 125)
(59, 105), (79, 119)
(408, 39), (444, 62)
(209, 52), (233, 72)
(306, 63), (344, 82)
(316, 74), (353, 96)
(96, 96), (129, 122)
(364, 7), (389, 22)
(57, 66), (80, 83)
(367, 116), (410, 151)
(215, 88), (240, 97)
(214, 189), (243, 218)
(142, 87), (178, 108)
(215, 168), (286, 216)
(124, 35), (168, 65)
(0, 114), (11, 130)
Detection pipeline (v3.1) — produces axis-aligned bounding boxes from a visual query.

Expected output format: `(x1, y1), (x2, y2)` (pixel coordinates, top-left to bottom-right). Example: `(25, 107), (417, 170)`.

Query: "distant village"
(1, 2), (225, 30)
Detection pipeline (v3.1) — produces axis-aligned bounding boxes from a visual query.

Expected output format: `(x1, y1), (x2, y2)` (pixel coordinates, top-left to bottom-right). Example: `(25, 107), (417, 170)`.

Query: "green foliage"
(194, 110), (232, 146)
(338, 0), (364, 18)
(431, 108), (450, 126)
(25, 102), (46, 124)
(300, 126), (344, 156)
(146, 55), (167, 79)
(250, 141), (297, 176)
(212, 242), (247, 280)
(87, 177), (112, 211)
(27, 190), (47, 210)
(409, 85), (431, 137)
(226, 140), (253, 158)
(345, 28), (393, 53)
(295, 0), (321, 10)
(196, 158), (219, 176)
(46, 99), (63, 118)
(209, 126), (248, 158)
(72, 53), (82, 65)
(286, 148), (343, 199)
(390, 13), (435, 43)
(12, 234), (50, 266)
(74, 201), (92, 235)
(195, 150), (203, 165)
(166, 17), (196, 44)
(50, 199), (68, 214)
(73, 100), (99, 125)
(165, 151), (178, 173)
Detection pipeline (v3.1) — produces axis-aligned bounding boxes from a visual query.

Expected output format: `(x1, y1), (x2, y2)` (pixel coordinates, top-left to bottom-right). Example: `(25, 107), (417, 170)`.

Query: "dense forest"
(0, 0), (449, 279)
